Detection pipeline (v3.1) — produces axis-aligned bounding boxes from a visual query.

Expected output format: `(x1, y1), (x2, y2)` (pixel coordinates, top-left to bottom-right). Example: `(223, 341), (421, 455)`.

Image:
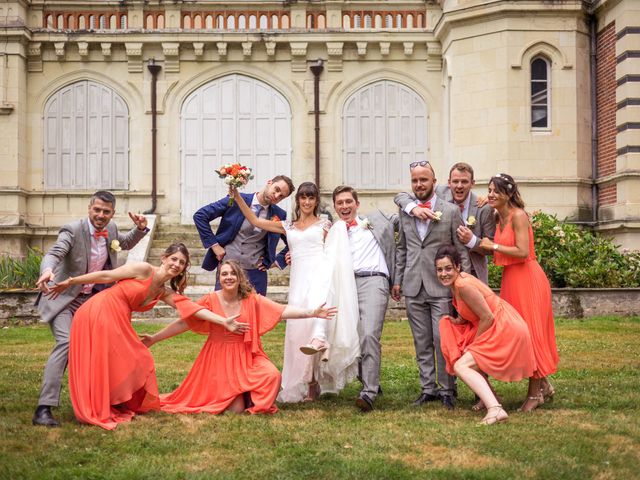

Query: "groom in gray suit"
(32, 190), (148, 426)
(395, 162), (495, 284)
(392, 162), (471, 410)
(333, 185), (397, 412)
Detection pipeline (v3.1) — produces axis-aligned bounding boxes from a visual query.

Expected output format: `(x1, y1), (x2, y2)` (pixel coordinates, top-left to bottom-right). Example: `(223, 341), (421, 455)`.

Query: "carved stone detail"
(265, 40), (276, 57)
(125, 42), (143, 73)
(101, 43), (112, 57)
(242, 42), (253, 57)
(217, 42), (227, 57)
(326, 42), (344, 72)
(54, 42), (65, 58)
(379, 42), (390, 56)
(193, 42), (204, 57)
(426, 41), (442, 71)
(77, 42), (89, 57)
(290, 42), (308, 72)
(357, 42), (367, 56)
(403, 42), (414, 56)
(163, 43), (180, 73)
(27, 43), (42, 72)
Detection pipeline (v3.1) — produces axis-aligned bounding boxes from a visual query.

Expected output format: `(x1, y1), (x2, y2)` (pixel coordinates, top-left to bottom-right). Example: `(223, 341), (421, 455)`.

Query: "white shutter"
(343, 80), (427, 189)
(44, 80), (129, 190)
(181, 74), (292, 223)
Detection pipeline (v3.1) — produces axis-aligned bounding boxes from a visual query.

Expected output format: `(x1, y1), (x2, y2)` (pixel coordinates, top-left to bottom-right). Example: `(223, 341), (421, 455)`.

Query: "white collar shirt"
(86, 221), (110, 294)
(348, 216), (389, 276)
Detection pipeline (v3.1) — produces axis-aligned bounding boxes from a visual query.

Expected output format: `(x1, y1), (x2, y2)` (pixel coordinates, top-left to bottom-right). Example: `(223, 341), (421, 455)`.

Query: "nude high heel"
(479, 405), (509, 426)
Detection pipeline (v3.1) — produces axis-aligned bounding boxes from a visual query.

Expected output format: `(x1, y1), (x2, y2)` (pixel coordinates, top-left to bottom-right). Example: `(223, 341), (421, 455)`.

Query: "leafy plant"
(0, 248), (42, 289)
(489, 212), (640, 289)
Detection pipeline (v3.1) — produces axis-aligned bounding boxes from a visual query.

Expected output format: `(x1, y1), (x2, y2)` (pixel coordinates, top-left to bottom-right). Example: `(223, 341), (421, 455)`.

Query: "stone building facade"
(0, 0), (638, 255)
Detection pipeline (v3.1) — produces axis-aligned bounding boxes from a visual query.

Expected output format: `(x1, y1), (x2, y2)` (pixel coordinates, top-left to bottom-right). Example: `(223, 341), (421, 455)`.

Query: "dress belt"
(354, 271), (389, 280)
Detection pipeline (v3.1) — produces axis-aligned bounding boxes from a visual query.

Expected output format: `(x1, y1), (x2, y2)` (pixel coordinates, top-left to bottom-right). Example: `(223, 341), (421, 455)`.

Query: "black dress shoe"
(356, 394), (374, 412)
(441, 394), (456, 410)
(32, 405), (60, 427)
(413, 392), (439, 406)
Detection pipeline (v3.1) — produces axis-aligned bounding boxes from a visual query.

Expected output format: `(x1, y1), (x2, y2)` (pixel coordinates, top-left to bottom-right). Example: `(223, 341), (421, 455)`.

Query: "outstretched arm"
(164, 292), (249, 334)
(140, 319), (190, 348)
(231, 187), (285, 235)
(47, 262), (153, 299)
(281, 302), (337, 321)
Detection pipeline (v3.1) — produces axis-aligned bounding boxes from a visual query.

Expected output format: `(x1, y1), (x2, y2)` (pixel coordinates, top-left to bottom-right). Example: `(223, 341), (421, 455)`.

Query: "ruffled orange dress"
(68, 274), (161, 430)
(161, 293), (286, 415)
(439, 273), (535, 381)
(494, 211), (559, 378)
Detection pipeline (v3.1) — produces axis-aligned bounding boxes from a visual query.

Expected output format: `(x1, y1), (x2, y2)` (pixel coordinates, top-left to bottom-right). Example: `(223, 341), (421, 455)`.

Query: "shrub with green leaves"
(0, 248), (43, 289)
(488, 212), (640, 289)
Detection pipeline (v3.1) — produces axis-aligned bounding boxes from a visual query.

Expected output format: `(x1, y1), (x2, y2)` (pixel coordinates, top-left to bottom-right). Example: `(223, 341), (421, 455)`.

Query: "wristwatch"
(493, 244), (499, 251)
(138, 227), (150, 234)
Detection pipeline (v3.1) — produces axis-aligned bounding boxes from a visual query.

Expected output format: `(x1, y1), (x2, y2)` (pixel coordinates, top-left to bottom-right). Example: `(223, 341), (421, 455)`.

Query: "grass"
(1, 316), (639, 479)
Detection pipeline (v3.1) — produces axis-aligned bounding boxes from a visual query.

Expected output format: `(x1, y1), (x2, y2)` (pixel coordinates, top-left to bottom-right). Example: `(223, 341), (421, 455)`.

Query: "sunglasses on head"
(409, 161), (430, 169)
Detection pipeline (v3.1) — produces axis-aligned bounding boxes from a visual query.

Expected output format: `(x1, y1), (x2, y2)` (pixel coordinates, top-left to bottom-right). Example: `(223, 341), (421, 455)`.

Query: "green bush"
(0, 248), (43, 289)
(488, 212), (640, 289)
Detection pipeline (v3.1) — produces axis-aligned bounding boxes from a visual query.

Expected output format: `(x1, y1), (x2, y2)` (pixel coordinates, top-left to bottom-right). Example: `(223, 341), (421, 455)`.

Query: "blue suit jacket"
(193, 192), (289, 272)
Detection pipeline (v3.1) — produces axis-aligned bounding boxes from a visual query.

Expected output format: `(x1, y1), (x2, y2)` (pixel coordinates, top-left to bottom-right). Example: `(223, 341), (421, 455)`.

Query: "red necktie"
(346, 219), (358, 230)
(94, 230), (108, 239)
(418, 201), (431, 209)
(458, 203), (465, 212)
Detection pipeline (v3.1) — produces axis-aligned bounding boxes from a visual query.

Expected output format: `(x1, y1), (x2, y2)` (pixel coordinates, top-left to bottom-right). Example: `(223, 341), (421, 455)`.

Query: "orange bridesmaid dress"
(68, 275), (161, 430)
(494, 212), (559, 378)
(439, 273), (535, 381)
(161, 293), (286, 415)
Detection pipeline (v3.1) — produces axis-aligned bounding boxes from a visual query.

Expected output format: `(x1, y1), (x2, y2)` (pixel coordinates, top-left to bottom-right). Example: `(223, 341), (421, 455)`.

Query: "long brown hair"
(161, 242), (190, 294)
(293, 182), (320, 220)
(217, 260), (255, 299)
(490, 173), (525, 209)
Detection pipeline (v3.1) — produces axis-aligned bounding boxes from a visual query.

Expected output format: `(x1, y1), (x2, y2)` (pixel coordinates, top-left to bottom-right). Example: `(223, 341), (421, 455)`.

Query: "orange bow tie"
(418, 201), (431, 209)
(94, 230), (108, 239)
(346, 219), (358, 230)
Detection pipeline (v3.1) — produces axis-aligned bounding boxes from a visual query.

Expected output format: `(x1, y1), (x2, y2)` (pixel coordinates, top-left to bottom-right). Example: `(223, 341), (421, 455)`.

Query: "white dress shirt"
(348, 217), (389, 276)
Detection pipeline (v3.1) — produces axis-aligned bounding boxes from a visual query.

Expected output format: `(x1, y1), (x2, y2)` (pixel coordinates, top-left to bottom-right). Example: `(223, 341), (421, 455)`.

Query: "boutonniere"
(361, 218), (374, 230)
(271, 215), (281, 223)
(466, 215), (476, 227)
(110, 239), (122, 252)
(433, 211), (443, 222)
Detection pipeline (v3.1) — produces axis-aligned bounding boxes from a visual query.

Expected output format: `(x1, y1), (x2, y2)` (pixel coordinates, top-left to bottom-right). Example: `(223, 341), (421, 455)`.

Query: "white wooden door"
(44, 81), (128, 190)
(343, 80), (426, 189)
(181, 74), (292, 223)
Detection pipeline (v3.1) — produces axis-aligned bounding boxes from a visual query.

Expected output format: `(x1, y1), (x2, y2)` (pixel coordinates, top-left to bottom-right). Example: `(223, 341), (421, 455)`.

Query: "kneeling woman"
(143, 260), (337, 415)
(435, 246), (536, 425)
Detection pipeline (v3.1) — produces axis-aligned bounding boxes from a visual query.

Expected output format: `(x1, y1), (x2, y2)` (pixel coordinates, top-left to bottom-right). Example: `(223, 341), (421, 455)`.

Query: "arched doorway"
(181, 74), (292, 223)
(343, 80), (427, 190)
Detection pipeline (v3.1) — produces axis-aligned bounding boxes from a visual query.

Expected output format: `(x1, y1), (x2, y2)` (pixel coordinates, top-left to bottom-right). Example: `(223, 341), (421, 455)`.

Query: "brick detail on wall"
(596, 21), (617, 206)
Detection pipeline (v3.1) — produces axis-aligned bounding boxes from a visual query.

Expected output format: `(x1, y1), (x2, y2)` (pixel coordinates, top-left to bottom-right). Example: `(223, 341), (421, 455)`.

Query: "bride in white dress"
(231, 182), (360, 402)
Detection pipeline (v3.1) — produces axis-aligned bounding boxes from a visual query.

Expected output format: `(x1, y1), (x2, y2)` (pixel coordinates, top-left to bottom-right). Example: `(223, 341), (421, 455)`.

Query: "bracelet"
(68, 276), (74, 285)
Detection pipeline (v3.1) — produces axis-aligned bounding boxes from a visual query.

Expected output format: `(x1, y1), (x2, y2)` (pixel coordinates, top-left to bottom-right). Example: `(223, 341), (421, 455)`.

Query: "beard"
(413, 187), (433, 201)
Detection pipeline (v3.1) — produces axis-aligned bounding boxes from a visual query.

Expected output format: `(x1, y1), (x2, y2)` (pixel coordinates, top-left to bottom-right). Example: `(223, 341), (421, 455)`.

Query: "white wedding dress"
(277, 219), (360, 403)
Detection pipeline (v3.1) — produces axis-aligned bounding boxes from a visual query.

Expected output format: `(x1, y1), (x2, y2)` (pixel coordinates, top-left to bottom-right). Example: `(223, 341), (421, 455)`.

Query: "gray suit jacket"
(394, 194), (471, 298)
(36, 219), (147, 323)
(437, 187), (496, 284)
(362, 210), (398, 290)
(395, 186), (495, 284)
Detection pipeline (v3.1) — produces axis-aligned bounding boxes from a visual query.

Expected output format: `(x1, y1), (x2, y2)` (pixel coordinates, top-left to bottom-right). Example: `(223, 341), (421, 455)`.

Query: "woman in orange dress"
(48, 243), (248, 430)
(479, 173), (560, 412)
(436, 246), (535, 425)
(142, 260), (337, 415)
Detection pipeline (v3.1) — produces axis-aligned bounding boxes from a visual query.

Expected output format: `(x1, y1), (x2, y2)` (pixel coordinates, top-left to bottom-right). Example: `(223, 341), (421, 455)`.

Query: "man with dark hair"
(333, 185), (397, 412)
(194, 175), (294, 295)
(396, 162), (495, 284)
(33, 190), (149, 426)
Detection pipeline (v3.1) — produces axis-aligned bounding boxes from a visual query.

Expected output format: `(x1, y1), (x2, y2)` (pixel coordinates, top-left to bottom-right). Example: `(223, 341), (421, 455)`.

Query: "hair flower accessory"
(110, 239), (122, 252)
(433, 211), (443, 222)
(215, 163), (254, 206)
(466, 215), (477, 227)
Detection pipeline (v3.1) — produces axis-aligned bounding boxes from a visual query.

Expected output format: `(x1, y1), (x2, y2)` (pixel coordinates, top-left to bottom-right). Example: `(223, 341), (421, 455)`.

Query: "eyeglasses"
(409, 161), (430, 169)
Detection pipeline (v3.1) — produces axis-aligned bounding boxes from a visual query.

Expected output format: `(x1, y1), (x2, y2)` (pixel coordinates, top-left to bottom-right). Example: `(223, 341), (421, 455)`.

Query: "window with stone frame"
(531, 56), (550, 129)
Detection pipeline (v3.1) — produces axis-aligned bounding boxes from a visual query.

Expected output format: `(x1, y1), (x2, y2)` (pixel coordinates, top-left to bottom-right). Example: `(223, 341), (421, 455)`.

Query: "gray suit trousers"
(355, 276), (389, 401)
(405, 286), (456, 395)
(38, 294), (90, 406)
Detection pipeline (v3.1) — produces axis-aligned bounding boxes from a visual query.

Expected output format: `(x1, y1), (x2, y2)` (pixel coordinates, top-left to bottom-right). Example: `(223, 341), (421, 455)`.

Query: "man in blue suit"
(193, 175), (294, 295)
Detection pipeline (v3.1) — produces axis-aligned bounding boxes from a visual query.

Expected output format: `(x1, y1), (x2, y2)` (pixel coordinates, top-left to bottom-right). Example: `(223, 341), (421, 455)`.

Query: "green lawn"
(1, 317), (639, 479)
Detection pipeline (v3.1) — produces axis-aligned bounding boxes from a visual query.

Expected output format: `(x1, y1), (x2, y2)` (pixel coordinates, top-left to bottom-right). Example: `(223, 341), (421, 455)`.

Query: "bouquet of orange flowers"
(215, 163), (254, 206)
